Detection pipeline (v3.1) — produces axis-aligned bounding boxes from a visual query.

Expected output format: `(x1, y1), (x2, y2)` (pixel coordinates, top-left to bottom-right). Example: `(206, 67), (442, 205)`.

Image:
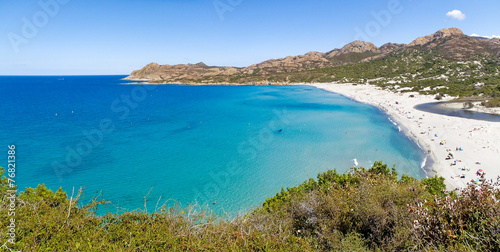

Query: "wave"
(388, 117), (397, 126)
(420, 156), (427, 169)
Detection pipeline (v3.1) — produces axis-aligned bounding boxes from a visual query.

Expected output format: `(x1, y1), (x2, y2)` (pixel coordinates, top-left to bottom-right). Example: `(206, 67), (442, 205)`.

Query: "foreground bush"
(0, 162), (499, 251)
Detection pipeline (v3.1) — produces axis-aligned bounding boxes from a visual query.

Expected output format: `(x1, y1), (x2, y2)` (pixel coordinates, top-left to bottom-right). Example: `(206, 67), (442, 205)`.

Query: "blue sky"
(1, 0), (499, 75)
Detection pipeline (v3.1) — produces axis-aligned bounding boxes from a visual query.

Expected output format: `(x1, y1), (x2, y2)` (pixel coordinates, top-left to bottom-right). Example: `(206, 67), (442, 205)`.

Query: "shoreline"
(386, 111), (437, 177)
(120, 78), (292, 86)
(120, 80), (500, 190)
(331, 86), (437, 177)
(331, 88), (436, 176)
(309, 83), (500, 191)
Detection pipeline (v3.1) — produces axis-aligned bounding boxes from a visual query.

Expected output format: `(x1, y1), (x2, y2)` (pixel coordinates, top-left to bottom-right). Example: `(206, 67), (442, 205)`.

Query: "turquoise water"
(0, 76), (425, 214)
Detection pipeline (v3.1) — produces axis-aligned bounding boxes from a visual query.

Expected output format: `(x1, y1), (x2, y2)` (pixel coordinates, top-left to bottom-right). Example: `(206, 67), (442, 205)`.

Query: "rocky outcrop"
(124, 62), (241, 82)
(380, 43), (405, 53)
(408, 28), (464, 47)
(326, 41), (379, 58)
(242, 53), (333, 75)
(126, 63), (161, 80)
(305, 51), (325, 57)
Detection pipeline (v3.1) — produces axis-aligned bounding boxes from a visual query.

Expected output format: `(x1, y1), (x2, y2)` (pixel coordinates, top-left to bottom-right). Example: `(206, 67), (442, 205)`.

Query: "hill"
(125, 28), (500, 84)
(124, 40), (384, 84)
(125, 28), (500, 107)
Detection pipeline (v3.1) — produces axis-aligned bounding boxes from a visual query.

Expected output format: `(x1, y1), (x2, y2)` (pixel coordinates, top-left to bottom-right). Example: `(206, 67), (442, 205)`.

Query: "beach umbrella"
(479, 169), (484, 172)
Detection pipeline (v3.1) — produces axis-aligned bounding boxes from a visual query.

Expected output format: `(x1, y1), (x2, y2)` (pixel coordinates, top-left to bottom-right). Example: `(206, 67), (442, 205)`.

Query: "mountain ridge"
(124, 28), (500, 85)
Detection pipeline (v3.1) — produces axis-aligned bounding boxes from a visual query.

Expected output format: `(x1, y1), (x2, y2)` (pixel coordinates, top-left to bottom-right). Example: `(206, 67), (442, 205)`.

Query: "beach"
(310, 83), (500, 190)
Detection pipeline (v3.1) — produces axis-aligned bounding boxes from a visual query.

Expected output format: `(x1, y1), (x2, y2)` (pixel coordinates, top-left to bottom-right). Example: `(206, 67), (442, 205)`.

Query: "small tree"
(421, 175), (446, 196)
(463, 101), (474, 109)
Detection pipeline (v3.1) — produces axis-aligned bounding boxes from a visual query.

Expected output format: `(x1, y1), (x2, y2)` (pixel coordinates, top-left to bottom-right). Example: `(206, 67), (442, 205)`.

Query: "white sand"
(309, 83), (500, 190)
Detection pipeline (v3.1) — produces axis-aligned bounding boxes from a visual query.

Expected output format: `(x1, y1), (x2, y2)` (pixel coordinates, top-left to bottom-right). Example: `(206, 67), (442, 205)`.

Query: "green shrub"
(1, 162), (499, 251)
(421, 175), (446, 196)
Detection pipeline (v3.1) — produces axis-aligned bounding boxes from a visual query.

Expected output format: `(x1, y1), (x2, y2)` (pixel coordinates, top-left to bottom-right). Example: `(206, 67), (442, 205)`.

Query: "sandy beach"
(310, 83), (500, 190)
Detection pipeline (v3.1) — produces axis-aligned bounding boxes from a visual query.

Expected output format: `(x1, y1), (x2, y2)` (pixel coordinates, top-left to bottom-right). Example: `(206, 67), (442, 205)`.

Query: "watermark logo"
(1, 145), (19, 251)
(354, 0), (405, 42)
(7, 0), (70, 53)
(213, 0), (243, 21)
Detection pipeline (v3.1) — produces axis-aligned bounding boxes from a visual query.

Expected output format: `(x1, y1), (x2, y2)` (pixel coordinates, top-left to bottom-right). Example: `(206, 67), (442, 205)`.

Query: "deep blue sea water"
(0, 76), (426, 215)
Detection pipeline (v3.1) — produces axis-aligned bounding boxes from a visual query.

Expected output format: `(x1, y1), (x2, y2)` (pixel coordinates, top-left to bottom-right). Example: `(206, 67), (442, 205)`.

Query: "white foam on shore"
(388, 117), (397, 126)
(421, 156), (427, 169)
(414, 140), (422, 149)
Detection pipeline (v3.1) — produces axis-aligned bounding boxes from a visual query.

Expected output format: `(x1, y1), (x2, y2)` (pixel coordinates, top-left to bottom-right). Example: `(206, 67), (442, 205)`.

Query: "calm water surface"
(0, 76), (426, 214)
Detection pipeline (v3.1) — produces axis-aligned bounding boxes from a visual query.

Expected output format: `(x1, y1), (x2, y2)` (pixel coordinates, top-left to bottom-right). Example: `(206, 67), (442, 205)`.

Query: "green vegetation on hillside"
(329, 52), (379, 64)
(174, 42), (500, 107)
(219, 50), (500, 106)
(1, 163), (499, 251)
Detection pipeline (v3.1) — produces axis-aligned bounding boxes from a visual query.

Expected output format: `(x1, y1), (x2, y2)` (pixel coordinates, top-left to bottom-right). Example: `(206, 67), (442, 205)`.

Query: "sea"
(0, 76), (426, 215)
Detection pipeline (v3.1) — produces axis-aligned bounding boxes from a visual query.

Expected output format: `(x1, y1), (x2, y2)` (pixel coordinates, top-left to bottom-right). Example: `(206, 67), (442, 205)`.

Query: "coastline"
(386, 111), (436, 176)
(120, 79), (500, 190)
(120, 77), (291, 86)
(309, 83), (500, 191)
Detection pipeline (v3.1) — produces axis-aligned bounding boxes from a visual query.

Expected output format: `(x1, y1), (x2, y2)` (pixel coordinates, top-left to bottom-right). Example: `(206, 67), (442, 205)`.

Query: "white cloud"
(446, 10), (466, 21)
(471, 33), (500, 39)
